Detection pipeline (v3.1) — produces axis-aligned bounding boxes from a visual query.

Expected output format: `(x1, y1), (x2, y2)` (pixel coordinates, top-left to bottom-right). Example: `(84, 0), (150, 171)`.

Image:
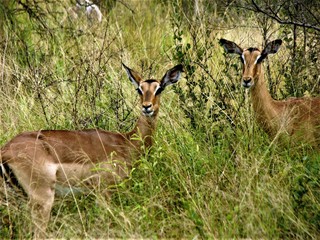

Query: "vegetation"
(0, 0), (319, 238)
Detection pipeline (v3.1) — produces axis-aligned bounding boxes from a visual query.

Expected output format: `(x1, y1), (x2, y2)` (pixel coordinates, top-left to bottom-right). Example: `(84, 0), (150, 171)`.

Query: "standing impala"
(219, 38), (320, 147)
(0, 63), (183, 238)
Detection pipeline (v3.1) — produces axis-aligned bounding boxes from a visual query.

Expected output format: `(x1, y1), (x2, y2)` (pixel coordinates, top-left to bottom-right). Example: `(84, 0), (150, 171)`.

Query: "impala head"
(219, 38), (282, 88)
(122, 63), (183, 117)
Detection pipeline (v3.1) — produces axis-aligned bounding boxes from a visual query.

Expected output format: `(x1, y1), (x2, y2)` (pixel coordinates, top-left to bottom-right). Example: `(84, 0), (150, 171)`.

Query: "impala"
(0, 63), (183, 238)
(62, 0), (103, 24)
(75, 0), (102, 22)
(219, 38), (320, 147)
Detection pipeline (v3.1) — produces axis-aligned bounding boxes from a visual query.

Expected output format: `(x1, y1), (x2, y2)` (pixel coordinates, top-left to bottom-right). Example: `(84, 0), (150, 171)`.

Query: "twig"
(117, 0), (135, 14)
(249, 0), (320, 32)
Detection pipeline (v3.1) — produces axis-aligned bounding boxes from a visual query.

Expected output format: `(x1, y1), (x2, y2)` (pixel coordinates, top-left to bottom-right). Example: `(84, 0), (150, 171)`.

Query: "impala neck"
(128, 113), (157, 150)
(251, 67), (273, 103)
(250, 66), (279, 135)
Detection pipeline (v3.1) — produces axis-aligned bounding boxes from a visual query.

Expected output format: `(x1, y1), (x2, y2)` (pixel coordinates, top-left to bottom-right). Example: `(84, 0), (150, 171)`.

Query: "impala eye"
(256, 54), (265, 64)
(155, 87), (163, 95)
(239, 55), (244, 64)
(136, 88), (143, 95)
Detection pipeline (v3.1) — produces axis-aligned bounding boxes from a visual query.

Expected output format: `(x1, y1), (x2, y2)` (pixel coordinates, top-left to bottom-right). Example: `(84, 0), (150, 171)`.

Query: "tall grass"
(1, 0), (319, 239)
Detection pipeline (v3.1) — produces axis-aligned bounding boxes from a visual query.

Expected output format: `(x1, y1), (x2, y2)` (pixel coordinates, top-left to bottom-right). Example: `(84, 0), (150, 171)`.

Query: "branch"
(17, 0), (48, 30)
(250, 0), (320, 32)
(117, 0), (135, 14)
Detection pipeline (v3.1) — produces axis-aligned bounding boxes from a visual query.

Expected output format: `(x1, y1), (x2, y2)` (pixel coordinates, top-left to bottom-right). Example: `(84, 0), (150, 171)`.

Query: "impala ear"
(219, 38), (243, 55)
(257, 39), (282, 64)
(160, 64), (184, 89)
(122, 63), (143, 89)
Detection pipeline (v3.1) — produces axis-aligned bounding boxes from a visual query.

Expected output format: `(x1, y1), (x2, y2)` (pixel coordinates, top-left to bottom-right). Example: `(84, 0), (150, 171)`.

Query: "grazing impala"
(0, 63), (183, 238)
(219, 38), (320, 147)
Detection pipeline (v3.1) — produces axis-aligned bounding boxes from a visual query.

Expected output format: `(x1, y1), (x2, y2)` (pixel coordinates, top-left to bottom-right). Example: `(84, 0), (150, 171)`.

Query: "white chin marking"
(145, 113), (153, 117)
(242, 82), (252, 88)
(143, 111), (154, 117)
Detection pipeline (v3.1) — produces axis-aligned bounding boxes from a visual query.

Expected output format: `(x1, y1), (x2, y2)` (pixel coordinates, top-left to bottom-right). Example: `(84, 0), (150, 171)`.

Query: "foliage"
(242, 0), (320, 98)
(0, 0), (319, 239)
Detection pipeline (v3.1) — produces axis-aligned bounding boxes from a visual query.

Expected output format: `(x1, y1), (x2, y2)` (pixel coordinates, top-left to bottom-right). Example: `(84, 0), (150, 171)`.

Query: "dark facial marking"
(136, 88), (143, 95)
(246, 47), (259, 52)
(144, 79), (158, 83)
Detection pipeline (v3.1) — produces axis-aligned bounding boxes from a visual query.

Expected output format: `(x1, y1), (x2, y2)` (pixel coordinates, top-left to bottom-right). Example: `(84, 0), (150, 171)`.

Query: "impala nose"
(242, 77), (252, 88)
(142, 103), (153, 116)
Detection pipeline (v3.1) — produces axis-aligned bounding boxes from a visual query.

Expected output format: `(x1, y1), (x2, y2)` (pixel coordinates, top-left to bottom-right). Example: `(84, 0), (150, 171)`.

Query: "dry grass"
(0, 0), (319, 238)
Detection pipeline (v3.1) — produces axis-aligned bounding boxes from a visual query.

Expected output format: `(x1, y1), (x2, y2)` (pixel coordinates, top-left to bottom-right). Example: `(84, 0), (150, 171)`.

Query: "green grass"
(1, 0), (319, 239)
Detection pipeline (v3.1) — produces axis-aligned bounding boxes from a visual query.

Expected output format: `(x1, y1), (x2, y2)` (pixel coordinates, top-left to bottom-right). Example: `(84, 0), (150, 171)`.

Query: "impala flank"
(0, 63), (183, 238)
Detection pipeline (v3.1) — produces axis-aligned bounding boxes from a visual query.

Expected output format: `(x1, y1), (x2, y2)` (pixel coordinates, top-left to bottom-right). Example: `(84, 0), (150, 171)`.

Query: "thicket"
(0, 0), (319, 238)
